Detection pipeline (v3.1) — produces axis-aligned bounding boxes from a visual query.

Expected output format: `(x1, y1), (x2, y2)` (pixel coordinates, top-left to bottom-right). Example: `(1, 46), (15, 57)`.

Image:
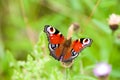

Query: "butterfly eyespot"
(71, 49), (78, 57)
(50, 27), (54, 32)
(49, 44), (59, 51)
(72, 52), (76, 56)
(83, 39), (90, 45)
(47, 27), (55, 34)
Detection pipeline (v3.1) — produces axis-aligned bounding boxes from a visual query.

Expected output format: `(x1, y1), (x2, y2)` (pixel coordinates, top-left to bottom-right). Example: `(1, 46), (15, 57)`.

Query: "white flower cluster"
(108, 14), (120, 25)
(93, 62), (111, 77)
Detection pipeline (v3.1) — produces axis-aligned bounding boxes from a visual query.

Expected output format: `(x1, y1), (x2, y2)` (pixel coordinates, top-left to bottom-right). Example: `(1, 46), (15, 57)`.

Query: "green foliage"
(0, 51), (15, 80)
(0, 0), (120, 80)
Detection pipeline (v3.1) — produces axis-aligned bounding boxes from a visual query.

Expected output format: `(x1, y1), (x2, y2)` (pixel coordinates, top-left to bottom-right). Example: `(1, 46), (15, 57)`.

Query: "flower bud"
(108, 14), (120, 31)
(93, 62), (111, 80)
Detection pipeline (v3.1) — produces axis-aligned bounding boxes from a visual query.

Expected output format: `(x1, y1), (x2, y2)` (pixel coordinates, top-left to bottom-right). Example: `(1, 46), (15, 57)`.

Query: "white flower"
(93, 62), (112, 77)
(108, 14), (120, 25)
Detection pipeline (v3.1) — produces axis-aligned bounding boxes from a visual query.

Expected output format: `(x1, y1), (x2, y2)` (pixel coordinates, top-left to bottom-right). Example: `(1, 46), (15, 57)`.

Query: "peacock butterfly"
(44, 25), (92, 62)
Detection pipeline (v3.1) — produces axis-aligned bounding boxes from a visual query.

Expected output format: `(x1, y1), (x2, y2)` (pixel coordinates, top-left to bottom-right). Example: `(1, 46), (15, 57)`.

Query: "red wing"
(49, 34), (64, 44)
(72, 39), (83, 53)
(62, 38), (92, 62)
(44, 25), (65, 60)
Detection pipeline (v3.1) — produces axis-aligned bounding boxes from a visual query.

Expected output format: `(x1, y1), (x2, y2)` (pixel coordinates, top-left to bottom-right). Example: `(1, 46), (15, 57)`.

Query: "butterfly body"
(44, 25), (92, 62)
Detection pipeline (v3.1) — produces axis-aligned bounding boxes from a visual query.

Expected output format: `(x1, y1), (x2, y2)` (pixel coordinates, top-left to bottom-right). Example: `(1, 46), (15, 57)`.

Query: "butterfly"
(44, 25), (92, 62)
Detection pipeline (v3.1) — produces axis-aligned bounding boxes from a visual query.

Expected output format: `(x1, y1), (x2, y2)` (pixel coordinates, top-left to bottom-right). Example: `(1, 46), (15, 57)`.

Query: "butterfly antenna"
(67, 23), (80, 40)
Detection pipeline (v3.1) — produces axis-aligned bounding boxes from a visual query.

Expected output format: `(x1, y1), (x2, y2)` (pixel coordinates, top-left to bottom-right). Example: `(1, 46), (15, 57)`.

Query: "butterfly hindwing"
(44, 25), (65, 60)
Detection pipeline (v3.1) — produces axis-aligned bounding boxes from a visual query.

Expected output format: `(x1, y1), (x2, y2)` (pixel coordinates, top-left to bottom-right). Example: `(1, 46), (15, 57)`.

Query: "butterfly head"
(80, 38), (92, 47)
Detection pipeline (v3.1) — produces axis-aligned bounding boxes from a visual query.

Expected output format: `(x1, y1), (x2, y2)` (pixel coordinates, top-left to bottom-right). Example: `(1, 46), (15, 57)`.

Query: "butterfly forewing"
(44, 25), (66, 60)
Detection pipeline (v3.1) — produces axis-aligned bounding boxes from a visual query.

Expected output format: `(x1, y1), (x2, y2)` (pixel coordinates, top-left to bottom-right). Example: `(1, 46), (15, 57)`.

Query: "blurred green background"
(0, 0), (120, 80)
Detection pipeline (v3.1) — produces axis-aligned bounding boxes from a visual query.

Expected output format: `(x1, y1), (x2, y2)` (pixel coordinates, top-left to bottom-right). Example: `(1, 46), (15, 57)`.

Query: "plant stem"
(80, 60), (84, 75)
(65, 68), (70, 80)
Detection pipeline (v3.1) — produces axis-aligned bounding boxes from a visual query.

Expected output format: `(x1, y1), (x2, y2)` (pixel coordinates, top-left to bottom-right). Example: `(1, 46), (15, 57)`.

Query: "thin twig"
(87, 0), (101, 24)
(80, 60), (84, 75)
(19, 0), (37, 46)
(65, 68), (70, 80)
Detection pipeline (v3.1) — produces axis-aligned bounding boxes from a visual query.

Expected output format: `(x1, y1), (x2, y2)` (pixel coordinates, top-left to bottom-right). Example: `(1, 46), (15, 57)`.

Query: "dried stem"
(87, 0), (101, 24)
(67, 23), (80, 40)
(65, 68), (70, 80)
(19, 0), (37, 46)
(80, 60), (84, 75)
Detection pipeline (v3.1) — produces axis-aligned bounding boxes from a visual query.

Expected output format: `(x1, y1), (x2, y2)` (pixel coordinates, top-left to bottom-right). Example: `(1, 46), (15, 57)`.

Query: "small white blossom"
(108, 14), (120, 25)
(93, 62), (111, 77)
